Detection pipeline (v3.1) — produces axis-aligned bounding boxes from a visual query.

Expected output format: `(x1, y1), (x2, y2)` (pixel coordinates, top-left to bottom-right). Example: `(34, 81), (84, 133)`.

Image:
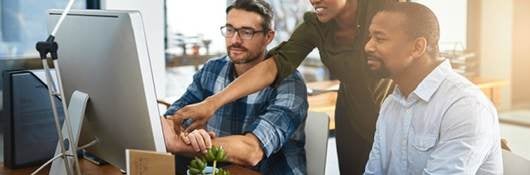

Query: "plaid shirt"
(165, 56), (308, 175)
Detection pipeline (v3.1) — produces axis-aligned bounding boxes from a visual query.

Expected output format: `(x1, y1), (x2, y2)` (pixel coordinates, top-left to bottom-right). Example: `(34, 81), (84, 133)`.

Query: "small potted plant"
(187, 146), (230, 175)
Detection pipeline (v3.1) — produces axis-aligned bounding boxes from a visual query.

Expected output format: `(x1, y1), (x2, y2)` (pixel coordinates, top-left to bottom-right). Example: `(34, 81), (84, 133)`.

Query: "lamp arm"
(50, 0), (77, 37)
(32, 0), (81, 175)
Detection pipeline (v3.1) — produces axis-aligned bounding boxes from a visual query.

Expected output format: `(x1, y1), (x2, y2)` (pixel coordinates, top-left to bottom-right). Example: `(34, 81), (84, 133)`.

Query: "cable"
(78, 138), (99, 150)
(30, 153), (75, 175)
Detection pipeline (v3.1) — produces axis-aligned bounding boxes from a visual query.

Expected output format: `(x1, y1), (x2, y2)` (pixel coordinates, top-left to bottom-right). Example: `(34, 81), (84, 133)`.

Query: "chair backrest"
(305, 112), (330, 175)
(503, 150), (530, 174)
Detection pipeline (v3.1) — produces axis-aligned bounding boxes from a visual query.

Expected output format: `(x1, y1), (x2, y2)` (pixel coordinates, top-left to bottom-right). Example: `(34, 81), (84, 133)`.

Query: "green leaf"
(188, 167), (202, 175)
(216, 150), (226, 161)
(196, 157), (206, 169)
(222, 153), (228, 162)
(190, 159), (198, 169)
(217, 168), (230, 175)
(206, 150), (216, 161)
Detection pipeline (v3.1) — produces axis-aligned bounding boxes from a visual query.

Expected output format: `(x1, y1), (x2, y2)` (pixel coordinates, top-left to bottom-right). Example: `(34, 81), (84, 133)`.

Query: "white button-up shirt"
(364, 60), (503, 175)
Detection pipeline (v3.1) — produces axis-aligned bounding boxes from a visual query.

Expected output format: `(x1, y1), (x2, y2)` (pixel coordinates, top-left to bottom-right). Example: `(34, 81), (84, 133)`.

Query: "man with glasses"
(161, 0), (308, 174)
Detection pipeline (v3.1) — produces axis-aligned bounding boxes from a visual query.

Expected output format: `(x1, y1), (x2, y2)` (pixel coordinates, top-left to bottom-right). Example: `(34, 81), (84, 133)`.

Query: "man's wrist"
(204, 95), (223, 110)
(169, 140), (192, 154)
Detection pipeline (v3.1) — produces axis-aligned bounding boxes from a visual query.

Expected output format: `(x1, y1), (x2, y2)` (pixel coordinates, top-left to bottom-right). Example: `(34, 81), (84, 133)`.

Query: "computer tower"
(1, 70), (64, 168)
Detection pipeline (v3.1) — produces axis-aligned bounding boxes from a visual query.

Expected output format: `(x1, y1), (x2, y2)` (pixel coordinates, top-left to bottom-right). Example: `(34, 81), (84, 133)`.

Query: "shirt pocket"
(408, 135), (438, 172)
(412, 135), (437, 151)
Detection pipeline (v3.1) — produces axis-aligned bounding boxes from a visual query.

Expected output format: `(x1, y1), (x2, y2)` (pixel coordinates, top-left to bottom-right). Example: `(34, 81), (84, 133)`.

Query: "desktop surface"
(0, 158), (122, 175)
(0, 156), (260, 175)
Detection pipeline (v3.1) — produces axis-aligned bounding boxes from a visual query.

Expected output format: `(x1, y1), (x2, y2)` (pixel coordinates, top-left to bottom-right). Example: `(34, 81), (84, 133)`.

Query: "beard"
(367, 57), (391, 79)
(227, 43), (262, 64)
(370, 66), (391, 79)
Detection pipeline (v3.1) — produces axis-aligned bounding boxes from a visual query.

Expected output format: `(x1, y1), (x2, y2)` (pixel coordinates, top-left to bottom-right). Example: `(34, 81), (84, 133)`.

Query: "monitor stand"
(48, 91), (90, 175)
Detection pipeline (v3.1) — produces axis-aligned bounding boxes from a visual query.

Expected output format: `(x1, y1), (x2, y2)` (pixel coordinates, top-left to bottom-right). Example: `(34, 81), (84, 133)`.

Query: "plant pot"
(187, 166), (217, 175)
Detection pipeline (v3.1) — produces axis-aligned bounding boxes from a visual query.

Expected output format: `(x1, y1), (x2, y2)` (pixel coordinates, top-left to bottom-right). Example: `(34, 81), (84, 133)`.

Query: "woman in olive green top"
(168, 0), (395, 174)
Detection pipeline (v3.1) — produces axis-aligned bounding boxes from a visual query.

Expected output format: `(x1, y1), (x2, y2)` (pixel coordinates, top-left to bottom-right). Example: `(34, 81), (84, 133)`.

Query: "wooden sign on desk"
(126, 149), (175, 175)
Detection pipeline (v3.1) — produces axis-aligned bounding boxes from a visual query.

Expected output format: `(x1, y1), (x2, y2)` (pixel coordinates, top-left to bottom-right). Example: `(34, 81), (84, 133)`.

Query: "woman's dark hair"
(226, 0), (274, 31)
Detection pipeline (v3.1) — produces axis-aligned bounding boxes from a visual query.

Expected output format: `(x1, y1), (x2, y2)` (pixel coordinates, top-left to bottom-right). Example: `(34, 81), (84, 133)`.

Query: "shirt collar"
(413, 59), (452, 102)
(391, 59), (451, 106)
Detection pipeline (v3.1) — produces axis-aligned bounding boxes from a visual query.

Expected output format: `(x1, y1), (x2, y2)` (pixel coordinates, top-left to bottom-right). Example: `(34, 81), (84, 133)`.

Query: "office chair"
(305, 112), (330, 175)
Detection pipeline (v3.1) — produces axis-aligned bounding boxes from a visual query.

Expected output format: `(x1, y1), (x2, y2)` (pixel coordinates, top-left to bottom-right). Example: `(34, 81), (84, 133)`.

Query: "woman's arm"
(169, 12), (321, 131)
(169, 58), (278, 131)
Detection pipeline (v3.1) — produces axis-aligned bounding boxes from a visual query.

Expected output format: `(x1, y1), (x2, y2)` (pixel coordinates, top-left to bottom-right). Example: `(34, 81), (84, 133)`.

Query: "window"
(0, 0), (95, 59)
(164, 0), (312, 57)
(413, 0), (468, 51)
(165, 0), (227, 56)
(268, 0), (312, 47)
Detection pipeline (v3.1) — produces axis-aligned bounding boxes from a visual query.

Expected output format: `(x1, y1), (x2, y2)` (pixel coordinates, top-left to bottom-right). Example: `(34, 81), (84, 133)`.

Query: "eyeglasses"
(220, 26), (266, 40)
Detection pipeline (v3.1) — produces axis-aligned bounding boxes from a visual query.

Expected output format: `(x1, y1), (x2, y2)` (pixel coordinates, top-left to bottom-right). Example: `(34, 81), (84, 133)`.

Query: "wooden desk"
(471, 77), (509, 107)
(0, 159), (120, 175)
(0, 159), (260, 175)
(306, 78), (507, 131)
(307, 80), (339, 130)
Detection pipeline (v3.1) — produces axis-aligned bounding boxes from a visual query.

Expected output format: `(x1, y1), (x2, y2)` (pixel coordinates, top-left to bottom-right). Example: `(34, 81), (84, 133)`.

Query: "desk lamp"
(33, 0), (85, 174)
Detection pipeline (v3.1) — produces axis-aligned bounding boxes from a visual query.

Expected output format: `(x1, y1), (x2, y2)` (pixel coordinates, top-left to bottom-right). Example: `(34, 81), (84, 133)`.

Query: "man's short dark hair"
(378, 2), (440, 58)
(226, 0), (274, 31)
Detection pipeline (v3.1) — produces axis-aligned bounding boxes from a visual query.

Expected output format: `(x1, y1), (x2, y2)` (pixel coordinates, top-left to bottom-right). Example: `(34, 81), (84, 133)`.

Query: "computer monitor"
(47, 9), (166, 171)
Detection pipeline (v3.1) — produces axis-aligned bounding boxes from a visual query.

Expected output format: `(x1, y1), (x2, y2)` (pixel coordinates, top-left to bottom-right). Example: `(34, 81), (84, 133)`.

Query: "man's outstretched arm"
(212, 134), (265, 166)
(182, 128), (264, 166)
(163, 117), (263, 166)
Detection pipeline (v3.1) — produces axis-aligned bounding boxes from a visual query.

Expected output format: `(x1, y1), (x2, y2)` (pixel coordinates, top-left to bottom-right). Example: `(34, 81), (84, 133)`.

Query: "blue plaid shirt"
(165, 56), (308, 175)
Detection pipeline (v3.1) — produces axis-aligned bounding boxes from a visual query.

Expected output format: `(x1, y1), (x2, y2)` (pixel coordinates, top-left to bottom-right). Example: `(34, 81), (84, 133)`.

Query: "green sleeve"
(267, 12), (322, 87)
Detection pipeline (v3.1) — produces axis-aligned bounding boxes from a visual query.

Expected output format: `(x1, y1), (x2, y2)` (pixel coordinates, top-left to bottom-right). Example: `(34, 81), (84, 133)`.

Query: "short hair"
(377, 2), (440, 58)
(226, 0), (274, 31)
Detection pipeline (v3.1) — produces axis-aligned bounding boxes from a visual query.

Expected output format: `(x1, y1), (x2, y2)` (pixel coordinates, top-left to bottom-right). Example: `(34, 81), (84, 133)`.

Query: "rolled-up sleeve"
(423, 97), (501, 174)
(243, 73), (308, 157)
